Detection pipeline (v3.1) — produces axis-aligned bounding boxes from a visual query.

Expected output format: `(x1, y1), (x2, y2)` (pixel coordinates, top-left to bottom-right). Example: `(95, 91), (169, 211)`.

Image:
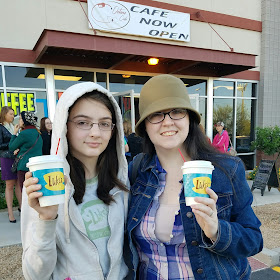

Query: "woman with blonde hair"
(0, 106), (21, 223)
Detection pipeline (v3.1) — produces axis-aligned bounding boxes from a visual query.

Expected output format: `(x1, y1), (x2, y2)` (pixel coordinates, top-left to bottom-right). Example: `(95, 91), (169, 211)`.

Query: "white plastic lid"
(26, 155), (64, 167)
(182, 160), (214, 170)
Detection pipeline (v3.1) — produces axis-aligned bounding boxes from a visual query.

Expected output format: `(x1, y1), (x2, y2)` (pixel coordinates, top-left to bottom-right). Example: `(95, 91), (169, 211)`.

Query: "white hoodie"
(21, 82), (129, 280)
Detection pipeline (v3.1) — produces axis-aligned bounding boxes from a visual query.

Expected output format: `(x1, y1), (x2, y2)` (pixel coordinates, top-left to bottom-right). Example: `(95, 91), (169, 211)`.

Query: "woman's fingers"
(25, 184), (41, 195)
(24, 176), (38, 189)
(25, 171), (33, 180)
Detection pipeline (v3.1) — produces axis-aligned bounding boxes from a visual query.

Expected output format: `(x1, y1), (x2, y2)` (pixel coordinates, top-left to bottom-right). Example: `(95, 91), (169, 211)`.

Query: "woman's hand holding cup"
(190, 187), (219, 241)
(24, 172), (58, 220)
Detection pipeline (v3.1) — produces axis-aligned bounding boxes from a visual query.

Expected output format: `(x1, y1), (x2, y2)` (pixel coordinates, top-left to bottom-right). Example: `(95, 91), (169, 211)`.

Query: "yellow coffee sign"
(0, 92), (36, 115)
(192, 177), (211, 194)
(43, 171), (65, 191)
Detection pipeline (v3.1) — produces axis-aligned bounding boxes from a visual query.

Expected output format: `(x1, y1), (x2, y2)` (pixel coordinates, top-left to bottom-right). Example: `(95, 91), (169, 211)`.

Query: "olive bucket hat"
(135, 74), (201, 137)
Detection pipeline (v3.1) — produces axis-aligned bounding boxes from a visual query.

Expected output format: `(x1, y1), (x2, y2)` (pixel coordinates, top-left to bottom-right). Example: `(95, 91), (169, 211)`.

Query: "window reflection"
(97, 72), (107, 89)
(5, 66), (45, 88)
(237, 82), (253, 98)
(54, 69), (94, 90)
(214, 81), (234, 97)
(236, 99), (254, 153)
(109, 74), (151, 93)
(213, 99), (234, 137)
(181, 79), (207, 96)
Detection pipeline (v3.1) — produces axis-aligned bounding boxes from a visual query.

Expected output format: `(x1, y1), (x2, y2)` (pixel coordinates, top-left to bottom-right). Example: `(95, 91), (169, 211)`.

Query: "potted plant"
(251, 126), (280, 159)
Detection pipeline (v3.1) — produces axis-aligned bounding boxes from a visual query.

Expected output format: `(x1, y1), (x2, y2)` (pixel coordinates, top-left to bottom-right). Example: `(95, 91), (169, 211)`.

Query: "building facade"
(1, 0), (279, 170)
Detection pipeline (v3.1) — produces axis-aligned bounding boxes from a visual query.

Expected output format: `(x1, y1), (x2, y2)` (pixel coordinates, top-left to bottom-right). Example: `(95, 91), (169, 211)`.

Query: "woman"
(22, 82), (129, 279)
(40, 117), (52, 155)
(9, 111), (43, 190)
(0, 106), (21, 223)
(126, 75), (263, 280)
(212, 121), (229, 153)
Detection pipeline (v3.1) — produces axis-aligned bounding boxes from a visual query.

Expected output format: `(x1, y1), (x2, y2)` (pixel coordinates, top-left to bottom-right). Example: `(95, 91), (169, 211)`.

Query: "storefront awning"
(33, 30), (257, 77)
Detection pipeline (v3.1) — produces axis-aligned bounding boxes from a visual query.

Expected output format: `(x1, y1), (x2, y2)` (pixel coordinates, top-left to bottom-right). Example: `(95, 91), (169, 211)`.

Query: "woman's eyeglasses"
(68, 120), (115, 131)
(147, 108), (188, 124)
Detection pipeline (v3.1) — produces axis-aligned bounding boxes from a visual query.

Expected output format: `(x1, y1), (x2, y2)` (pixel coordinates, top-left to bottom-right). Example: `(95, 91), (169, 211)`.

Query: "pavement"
(0, 182), (280, 275)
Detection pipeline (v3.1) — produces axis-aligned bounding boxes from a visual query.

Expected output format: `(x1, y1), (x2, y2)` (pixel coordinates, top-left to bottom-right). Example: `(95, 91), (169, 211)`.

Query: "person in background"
(9, 111), (43, 190)
(123, 120), (132, 161)
(212, 121), (229, 153)
(0, 106), (21, 223)
(40, 117), (52, 155)
(21, 82), (129, 279)
(123, 119), (143, 163)
(126, 74), (262, 280)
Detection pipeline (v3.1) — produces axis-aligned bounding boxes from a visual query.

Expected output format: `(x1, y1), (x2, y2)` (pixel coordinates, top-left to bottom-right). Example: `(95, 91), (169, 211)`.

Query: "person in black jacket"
(40, 117), (52, 155)
(0, 106), (21, 223)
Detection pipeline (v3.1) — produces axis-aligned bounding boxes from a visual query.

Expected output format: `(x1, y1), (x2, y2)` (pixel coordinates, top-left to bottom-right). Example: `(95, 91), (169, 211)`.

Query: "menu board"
(251, 160), (279, 196)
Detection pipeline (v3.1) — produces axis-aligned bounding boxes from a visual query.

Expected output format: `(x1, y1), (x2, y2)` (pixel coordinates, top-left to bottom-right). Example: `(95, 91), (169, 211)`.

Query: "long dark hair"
(66, 91), (127, 205)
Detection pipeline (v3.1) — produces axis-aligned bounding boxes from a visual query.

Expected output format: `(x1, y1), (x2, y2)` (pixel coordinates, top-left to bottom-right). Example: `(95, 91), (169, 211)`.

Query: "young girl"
(22, 82), (129, 280)
(126, 75), (263, 280)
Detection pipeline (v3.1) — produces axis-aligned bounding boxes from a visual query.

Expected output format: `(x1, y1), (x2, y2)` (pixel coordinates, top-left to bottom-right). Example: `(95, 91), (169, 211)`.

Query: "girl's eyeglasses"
(68, 120), (115, 131)
(147, 108), (188, 124)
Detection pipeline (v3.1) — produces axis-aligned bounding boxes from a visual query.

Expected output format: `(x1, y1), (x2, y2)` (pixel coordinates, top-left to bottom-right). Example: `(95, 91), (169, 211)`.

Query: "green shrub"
(251, 126), (280, 156)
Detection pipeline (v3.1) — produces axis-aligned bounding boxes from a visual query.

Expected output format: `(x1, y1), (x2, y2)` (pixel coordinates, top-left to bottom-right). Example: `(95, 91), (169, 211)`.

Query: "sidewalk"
(0, 208), (21, 247)
(0, 184), (280, 272)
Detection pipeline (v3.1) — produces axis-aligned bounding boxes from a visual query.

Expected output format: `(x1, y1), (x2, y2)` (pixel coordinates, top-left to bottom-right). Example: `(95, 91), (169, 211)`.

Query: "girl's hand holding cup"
(24, 171), (59, 221)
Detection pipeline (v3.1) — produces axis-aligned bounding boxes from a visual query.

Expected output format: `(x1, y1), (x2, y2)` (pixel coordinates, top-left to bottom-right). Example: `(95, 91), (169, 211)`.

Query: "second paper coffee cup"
(181, 160), (214, 206)
(27, 155), (65, 207)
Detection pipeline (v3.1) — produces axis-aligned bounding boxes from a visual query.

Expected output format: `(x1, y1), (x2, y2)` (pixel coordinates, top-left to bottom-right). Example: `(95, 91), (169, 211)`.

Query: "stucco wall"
(0, 0), (261, 63)
(258, 0), (280, 127)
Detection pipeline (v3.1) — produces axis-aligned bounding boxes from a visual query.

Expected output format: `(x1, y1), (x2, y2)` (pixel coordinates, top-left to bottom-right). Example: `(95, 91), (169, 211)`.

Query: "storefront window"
(213, 80), (234, 97)
(5, 90), (47, 120)
(54, 69), (94, 90)
(236, 99), (254, 153)
(198, 98), (207, 129)
(96, 72), (107, 89)
(237, 82), (254, 98)
(181, 79), (207, 96)
(213, 99), (234, 137)
(109, 74), (151, 93)
(5, 66), (46, 88)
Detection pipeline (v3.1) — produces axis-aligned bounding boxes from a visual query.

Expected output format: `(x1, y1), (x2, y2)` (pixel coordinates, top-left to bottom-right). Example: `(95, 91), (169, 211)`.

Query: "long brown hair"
(66, 91), (127, 205)
(0, 106), (14, 124)
(40, 117), (48, 132)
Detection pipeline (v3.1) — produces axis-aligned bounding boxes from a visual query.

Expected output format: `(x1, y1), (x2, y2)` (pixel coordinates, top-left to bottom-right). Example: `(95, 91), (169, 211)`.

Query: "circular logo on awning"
(90, 2), (130, 30)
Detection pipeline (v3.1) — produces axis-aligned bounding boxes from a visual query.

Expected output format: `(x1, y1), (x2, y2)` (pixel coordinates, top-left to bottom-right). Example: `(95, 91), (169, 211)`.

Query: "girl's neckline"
(86, 175), (98, 184)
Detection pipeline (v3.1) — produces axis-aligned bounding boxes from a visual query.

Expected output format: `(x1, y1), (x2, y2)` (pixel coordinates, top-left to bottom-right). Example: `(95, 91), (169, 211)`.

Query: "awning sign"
(0, 92), (36, 116)
(88, 0), (190, 42)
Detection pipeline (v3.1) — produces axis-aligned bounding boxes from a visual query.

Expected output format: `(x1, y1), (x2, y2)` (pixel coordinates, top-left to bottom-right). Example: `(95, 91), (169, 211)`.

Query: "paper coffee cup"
(26, 155), (65, 207)
(181, 160), (214, 206)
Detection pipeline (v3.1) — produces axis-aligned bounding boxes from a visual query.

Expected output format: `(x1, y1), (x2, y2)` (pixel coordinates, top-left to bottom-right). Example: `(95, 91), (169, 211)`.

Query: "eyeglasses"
(68, 120), (115, 131)
(147, 108), (188, 124)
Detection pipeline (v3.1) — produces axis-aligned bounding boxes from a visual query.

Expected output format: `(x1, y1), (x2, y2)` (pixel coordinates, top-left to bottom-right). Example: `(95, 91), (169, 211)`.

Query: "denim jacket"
(126, 153), (263, 280)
